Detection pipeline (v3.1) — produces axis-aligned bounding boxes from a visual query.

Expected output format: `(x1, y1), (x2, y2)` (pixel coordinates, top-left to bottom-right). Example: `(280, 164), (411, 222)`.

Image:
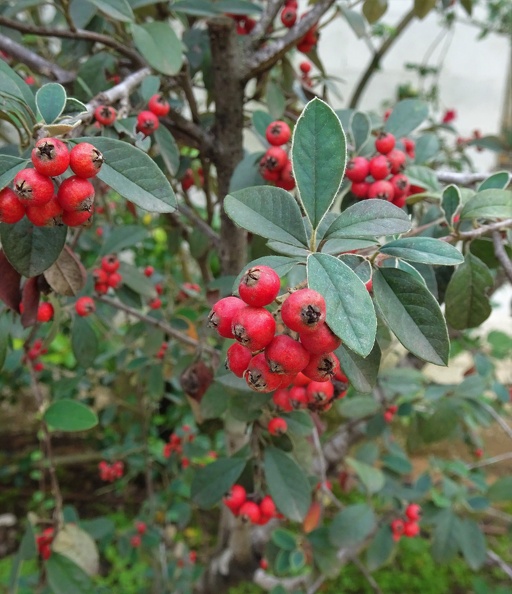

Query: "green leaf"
(200, 382), (230, 420)
(0, 156), (29, 189)
(252, 110), (274, 139)
(418, 401), (459, 443)
(72, 316), (98, 367)
(460, 189), (512, 220)
(414, 0), (436, 18)
(46, 553), (95, 594)
(292, 98), (346, 230)
(264, 447), (311, 522)
(362, 0), (387, 23)
(341, 6), (367, 37)
(0, 59), (36, 114)
(232, 255), (299, 292)
(171, 0), (221, 15)
(338, 395), (380, 419)
(477, 171), (511, 191)
(191, 457), (246, 508)
(154, 125), (180, 176)
(366, 524), (394, 570)
(380, 237), (463, 265)
(432, 509), (461, 563)
(86, 0), (134, 21)
(214, 0), (262, 13)
(335, 341), (381, 394)
(373, 267), (449, 365)
(132, 22), (183, 75)
(100, 225), (148, 255)
(307, 253), (376, 356)
(457, 519), (486, 570)
(0, 218), (67, 277)
(441, 184), (461, 226)
(229, 152), (265, 193)
(73, 137), (177, 213)
(346, 457), (384, 494)
(35, 83), (67, 124)
(224, 186), (308, 247)
(404, 165), (441, 193)
(382, 454), (412, 474)
(282, 411), (313, 436)
(385, 99), (428, 138)
(266, 82), (285, 120)
(44, 399), (98, 432)
(487, 477), (512, 502)
(445, 253), (492, 330)
(119, 262), (157, 298)
(414, 132), (439, 163)
(324, 200), (411, 239)
(350, 111), (371, 152)
(0, 316), (8, 372)
(329, 503), (376, 548)
(271, 528), (297, 551)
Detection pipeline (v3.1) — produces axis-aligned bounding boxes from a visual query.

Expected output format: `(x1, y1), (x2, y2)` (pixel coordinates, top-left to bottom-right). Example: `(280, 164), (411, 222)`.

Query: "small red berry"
(262, 146), (288, 172)
(181, 169), (194, 191)
(130, 535), (142, 548)
(268, 417), (287, 435)
(0, 187), (25, 224)
(375, 132), (395, 155)
(62, 208), (93, 227)
(345, 157), (370, 183)
(383, 410), (394, 423)
(69, 143), (104, 178)
(31, 138), (70, 177)
(302, 352), (339, 382)
(33, 362), (44, 372)
(14, 169), (54, 207)
(238, 265), (280, 307)
(280, 6), (297, 27)
(351, 181), (370, 199)
(260, 558), (268, 570)
(239, 501), (261, 524)
(402, 138), (415, 158)
(101, 255), (120, 274)
(265, 334), (310, 375)
(144, 265), (154, 277)
(266, 121), (291, 146)
(223, 484), (247, 514)
(299, 323), (341, 355)
(259, 495), (277, 518)
(289, 385), (308, 408)
(244, 353), (282, 393)
(149, 297), (162, 309)
(135, 521), (147, 535)
(107, 272), (122, 289)
(276, 159), (295, 190)
(403, 521), (420, 538)
(75, 296), (95, 316)
(57, 176), (95, 212)
(148, 93), (170, 117)
(208, 296), (246, 339)
(37, 302), (54, 323)
(387, 149), (407, 174)
(26, 195), (62, 227)
(369, 155), (391, 180)
(299, 61), (312, 74)
(94, 105), (116, 126)
(226, 342), (252, 377)
(136, 110), (159, 136)
(232, 306), (276, 352)
(368, 180), (394, 201)
(281, 288), (326, 334)
(306, 380), (334, 404)
(405, 504), (421, 521)
(273, 388), (293, 412)
(474, 448), (483, 458)
(390, 174), (410, 198)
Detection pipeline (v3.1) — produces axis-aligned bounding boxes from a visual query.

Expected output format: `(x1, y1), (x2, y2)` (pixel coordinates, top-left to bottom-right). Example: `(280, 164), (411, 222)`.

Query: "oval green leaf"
(133, 22), (183, 75)
(154, 125), (180, 176)
(191, 457), (246, 508)
(329, 503), (376, 548)
(441, 184), (460, 226)
(477, 171), (511, 191)
(335, 341), (381, 394)
(380, 237), (464, 265)
(36, 83), (67, 124)
(44, 400), (98, 432)
(46, 553), (95, 594)
(460, 189), (512, 220)
(0, 156), (29, 189)
(72, 316), (98, 367)
(86, 0), (134, 21)
(384, 99), (429, 138)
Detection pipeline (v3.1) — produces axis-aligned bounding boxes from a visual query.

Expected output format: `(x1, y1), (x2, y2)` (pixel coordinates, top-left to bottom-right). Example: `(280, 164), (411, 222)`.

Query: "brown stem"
(178, 202), (221, 248)
(349, 9), (416, 109)
(440, 218), (512, 243)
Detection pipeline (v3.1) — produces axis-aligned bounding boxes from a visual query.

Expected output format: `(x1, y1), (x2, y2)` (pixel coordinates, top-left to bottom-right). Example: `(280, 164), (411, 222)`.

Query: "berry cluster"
(136, 93), (169, 136)
(37, 302), (54, 323)
(23, 338), (47, 372)
(0, 139), (103, 227)
(260, 121), (295, 190)
(296, 14), (318, 54)
(92, 254), (122, 295)
(163, 426), (195, 468)
(223, 485), (279, 525)
(383, 404), (398, 423)
(391, 504), (421, 541)
(226, 13), (256, 35)
(155, 341), (169, 360)
(98, 460), (124, 482)
(345, 132), (416, 208)
(36, 527), (55, 561)
(299, 61), (313, 87)
(130, 520), (147, 548)
(209, 266), (347, 402)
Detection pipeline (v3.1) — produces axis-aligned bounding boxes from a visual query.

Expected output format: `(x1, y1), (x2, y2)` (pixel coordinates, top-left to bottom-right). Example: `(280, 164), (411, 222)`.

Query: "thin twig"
(467, 450), (512, 470)
(352, 556), (384, 594)
(178, 202), (221, 248)
(492, 230), (512, 283)
(487, 549), (512, 581)
(440, 218), (512, 243)
(479, 401), (512, 441)
(436, 170), (511, 185)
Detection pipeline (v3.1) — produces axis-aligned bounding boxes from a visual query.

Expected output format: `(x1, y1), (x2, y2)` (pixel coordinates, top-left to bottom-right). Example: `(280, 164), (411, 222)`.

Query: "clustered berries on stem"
(36, 527), (55, 560)
(0, 138), (104, 228)
(226, 13), (256, 35)
(391, 503), (422, 541)
(260, 121), (295, 190)
(92, 254), (123, 295)
(163, 426), (195, 468)
(384, 404), (398, 423)
(181, 166), (204, 192)
(98, 460), (124, 482)
(23, 338), (47, 373)
(223, 485), (279, 525)
(345, 129), (417, 207)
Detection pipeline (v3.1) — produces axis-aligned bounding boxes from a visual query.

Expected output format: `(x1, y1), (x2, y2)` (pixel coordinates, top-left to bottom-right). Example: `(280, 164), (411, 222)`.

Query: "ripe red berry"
(299, 323), (341, 355)
(135, 521), (147, 535)
(383, 410), (394, 423)
(268, 417), (287, 435)
(265, 334), (310, 375)
(75, 296), (95, 317)
(130, 534), (142, 548)
(391, 518), (404, 541)
(26, 195), (62, 227)
(149, 297), (161, 309)
(302, 352), (339, 382)
(306, 380), (334, 404)
(351, 181), (370, 199)
(144, 266), (154, 277)
(107, 272), (123, 289)
(273, 388), (293, 412)
(259, 158), (280, 182)
(31, 138), (70, 177)
(375, 132), (395, 155)
(57, 176), (95, 212)
(403, 521), (420, 538)
(232, 306), (276, 352)
(276, 159), (295, 190)
(262, 146), (288, 172)
(148, 93), (170, 117)
(239, 501), (261, 524)
(281, 288), (326, 334)
(101, 255), (120, 274)
(402, 138), (415, 158)
(37, 302), (54, 323)
(226, 342), (252, 377)
(345, 157), (370, 183)
(405, 503), (421, 521)
(208, 296), (246, 339)
(69, 143), (104, 178)
(266, 121), (291, 147)
(387, 149), (407, 174)
(136, 110), (159, 136)
(62, 208), (93, 227)
(244, 353), (282, 393)
(260, 558), (268, 570)
(14, 169), (54, 207)
(299, 61), (312, 74)
(223, 484), (247, 514)
(390, 174), (410, 198)
(0, 187), (26, 224)
(368, 180), (394, 201)
(238, 265), (280, 307)
(288, 385), (308, 408)
(94, 105), (117, 126)
(368, 155), (391, 180)
(280, 6), (297, 27)
(259, 495), (277, 518)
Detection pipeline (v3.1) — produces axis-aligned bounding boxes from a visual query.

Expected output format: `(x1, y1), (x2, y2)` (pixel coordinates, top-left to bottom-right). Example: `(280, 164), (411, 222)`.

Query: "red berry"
(351, 181), (370, 199)
(474, 448), (483, 458)
(306, 380), (334, 404)
(299, 61), (312, 74)
(392, 194), (407, 209)
(62, 208), (93, 227)
(262, 146), (288, 172)
(0, 187), (25, 223)
(302, 352), (339, 382)
(369, 155), (391, 180)
(130, 535), (142, 548)
(107, 272), (122, 289)
(149, 297), (162, 309)
(276, 159), (295, 190)
(345, 157), (370, 183)
(94, 105), (117, 126)
(223, 484), (247, 514)
(265, 334), (310, 375)
(148, 93), (170, 117)
(390, 174), (410, 198)
(273, 388), (293, 412)
(238, 501), (261, 524)
(232, 306), (276, 352)
(69, 143), (104, 178)
(208, 296), (246, 339)
(136, 110), (159, 136)
(268, 417), (287, 435)
(226, 342), (252, 377)
(375, 132), (395, 155)
(259, 495), (277, 518)
(136, 521), (147, 535)
(26, 195), (62, 227)
(239, 265), (280, 307)
(280, 6), (297, 27)
(288, 385), (308, 408)
(387, 149), (407, 174)
(402, 138), (415, 158)
(37, 302), (54, 323)
(281, 288), (326, 334)
(75, 296), (95, 316)
(101, 255), (120, 274)
(144, 266), (154, 277)
(368, 180), (394, 201)
(260, 158), (281, 182)
(57, 176), (95, 212)
(266, 121), (291, 146)
(31, 138), (70, 177)
(299, 323), (341, 355)
(293, 372), (310, 386)
(14, 169), (54, 207)
(403, 521), (420, 538)
(391, 518), (404, 541)
(383, 410), (394, 423)
(181, 169), (194, 191)
(405, 504), (421, 521)
(260, 559), (268, 570)
(244, 353), (282, 393)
